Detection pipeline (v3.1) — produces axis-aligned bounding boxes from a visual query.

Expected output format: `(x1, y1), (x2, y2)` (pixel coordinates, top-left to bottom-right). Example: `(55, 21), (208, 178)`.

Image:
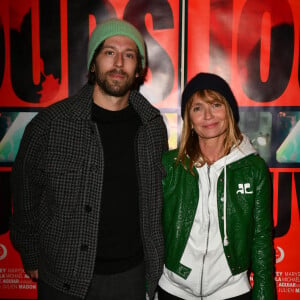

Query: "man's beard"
(95, 69), (136, 97)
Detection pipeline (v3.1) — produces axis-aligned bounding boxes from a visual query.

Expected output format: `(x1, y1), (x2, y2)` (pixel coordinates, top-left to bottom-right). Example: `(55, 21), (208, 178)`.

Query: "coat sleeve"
(251, 159), (276, 299)
(10, 116), (47, 271)
(159, 116), (169, 154)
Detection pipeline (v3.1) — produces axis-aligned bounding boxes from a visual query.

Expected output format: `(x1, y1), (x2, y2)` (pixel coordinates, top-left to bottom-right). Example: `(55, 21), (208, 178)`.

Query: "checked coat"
(10, 83), (168, 299)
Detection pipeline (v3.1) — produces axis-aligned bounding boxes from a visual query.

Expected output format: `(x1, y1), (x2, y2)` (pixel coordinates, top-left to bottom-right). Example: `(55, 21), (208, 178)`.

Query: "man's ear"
(90, 64), (95, 72)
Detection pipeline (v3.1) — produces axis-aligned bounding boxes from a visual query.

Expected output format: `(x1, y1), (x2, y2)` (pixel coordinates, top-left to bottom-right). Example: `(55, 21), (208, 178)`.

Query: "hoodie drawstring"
(223, 164), (229, 246)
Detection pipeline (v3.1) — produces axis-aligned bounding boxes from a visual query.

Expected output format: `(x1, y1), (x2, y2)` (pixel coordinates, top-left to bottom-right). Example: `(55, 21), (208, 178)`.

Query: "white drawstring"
(223, 164), (229, 246)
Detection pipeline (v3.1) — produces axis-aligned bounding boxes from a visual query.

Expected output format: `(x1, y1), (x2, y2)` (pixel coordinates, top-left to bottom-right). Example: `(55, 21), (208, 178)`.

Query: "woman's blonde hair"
(177, 89), (242, 173)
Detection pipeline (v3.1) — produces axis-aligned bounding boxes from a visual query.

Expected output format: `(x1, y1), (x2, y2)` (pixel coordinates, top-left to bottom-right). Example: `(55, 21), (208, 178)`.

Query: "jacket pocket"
(39, 215), (78, 276)
(44, 153), (83, 214)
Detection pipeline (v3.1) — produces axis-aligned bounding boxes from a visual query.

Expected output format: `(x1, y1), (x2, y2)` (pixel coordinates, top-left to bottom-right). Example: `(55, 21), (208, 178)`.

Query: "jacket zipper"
(199, 164), (211, 299)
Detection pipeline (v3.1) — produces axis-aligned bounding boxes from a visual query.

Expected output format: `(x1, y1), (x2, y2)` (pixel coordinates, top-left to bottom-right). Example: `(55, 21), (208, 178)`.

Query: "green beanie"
(87, 18), (146, 70)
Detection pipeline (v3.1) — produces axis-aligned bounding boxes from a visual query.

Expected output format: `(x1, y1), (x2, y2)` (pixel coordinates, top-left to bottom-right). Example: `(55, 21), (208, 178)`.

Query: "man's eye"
(105, 50), (114, 56)
(125, 53), (136, 59)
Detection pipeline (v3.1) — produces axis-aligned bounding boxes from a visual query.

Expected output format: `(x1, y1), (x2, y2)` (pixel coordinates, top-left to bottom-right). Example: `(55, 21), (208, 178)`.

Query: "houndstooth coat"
(10, 83), (168, 299)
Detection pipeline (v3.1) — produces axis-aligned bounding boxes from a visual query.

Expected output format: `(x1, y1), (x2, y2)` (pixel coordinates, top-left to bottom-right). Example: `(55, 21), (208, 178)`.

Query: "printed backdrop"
(0, 0), (299, 299)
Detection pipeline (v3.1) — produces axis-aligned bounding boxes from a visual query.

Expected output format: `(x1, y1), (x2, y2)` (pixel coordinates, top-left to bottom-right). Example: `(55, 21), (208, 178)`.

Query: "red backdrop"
(0, 0), (299, 299)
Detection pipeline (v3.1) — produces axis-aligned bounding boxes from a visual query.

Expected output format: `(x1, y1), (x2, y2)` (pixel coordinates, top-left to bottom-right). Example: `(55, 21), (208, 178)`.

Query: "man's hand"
(26, 269), (38, 281)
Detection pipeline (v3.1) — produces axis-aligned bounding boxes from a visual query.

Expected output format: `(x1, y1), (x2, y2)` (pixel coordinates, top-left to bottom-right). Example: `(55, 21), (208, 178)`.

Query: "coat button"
(91, 165), (99, 173)
(90, 125), (95, 134)
(85, 205), (92, 212)
(81, 244), (88, 251)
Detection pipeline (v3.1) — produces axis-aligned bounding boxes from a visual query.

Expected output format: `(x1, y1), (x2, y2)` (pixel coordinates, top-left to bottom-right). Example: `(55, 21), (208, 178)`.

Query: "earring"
(191, 128), (194, 136)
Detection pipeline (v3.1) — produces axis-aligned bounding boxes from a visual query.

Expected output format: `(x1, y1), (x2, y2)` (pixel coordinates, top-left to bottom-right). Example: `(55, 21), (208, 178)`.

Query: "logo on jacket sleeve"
(236, 183), (253, 194)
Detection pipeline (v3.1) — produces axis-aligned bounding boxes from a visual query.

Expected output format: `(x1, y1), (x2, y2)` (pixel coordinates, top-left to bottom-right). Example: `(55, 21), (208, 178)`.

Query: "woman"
(158, 73), (275, 300)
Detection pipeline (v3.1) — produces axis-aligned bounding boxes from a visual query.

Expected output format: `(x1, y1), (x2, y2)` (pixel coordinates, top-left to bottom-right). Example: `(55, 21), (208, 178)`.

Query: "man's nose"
(114, 52), (124, 67)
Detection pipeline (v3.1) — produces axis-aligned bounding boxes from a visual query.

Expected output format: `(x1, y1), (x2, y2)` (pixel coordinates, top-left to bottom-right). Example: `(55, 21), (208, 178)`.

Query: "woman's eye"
(193, 106), (201, 112)
(212, 102), (222, 108)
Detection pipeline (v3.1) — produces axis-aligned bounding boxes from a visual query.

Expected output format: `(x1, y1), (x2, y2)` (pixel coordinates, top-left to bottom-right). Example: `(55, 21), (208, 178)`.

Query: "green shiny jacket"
(162, 149), (275, 300)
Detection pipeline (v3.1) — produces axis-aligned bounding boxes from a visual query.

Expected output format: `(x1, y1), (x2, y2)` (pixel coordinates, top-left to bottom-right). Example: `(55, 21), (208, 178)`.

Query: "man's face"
(91, 35), (139, 97)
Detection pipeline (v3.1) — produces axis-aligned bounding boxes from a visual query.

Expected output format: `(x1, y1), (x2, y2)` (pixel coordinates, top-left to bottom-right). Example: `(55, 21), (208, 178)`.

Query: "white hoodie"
(159, 135), (257, 299)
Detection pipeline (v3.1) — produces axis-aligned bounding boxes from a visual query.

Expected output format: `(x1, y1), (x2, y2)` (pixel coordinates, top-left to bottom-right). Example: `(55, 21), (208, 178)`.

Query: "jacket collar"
(67, 83), (161, 124)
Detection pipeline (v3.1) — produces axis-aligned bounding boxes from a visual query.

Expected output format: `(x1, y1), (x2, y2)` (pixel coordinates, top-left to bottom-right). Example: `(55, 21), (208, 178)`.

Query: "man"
(10, 18), (168, 300)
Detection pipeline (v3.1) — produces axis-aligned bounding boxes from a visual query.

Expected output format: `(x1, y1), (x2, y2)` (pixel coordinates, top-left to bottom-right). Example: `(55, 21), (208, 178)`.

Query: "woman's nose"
(203, 107), (213, 119)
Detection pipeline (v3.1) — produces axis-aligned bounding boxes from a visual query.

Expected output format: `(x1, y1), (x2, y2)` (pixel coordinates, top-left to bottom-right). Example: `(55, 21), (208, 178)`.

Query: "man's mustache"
(107, 69), (127, 76)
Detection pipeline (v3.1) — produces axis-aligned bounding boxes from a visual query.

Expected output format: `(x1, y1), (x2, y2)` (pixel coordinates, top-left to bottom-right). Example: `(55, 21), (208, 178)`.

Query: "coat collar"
(67, 83), (161, 124)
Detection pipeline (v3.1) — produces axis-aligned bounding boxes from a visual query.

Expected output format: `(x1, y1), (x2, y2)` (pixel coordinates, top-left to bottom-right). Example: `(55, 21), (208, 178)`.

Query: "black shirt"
(92, 102), (143, 274)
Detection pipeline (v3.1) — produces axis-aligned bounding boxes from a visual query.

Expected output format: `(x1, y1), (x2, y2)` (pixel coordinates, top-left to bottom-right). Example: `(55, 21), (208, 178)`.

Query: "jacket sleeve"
(161, 152), (172, 233)
(251, 159), (276, 299)
(159, 116), (169, 154)
(10, 116), (47, 271)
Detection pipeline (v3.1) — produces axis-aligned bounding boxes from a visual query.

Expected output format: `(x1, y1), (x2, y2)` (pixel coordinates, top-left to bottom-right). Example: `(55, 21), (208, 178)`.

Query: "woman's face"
(189, 94), (228, 140)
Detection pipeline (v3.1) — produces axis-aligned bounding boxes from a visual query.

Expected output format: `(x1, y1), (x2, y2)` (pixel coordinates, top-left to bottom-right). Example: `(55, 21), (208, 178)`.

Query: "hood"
(212, 134), (257, 247)
(213, 134), (257, 171)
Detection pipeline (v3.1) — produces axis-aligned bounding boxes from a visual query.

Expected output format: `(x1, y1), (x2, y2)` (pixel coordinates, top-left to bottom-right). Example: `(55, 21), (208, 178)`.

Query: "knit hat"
(87, 18), (146, 70)
(181, 72), (239, 122)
